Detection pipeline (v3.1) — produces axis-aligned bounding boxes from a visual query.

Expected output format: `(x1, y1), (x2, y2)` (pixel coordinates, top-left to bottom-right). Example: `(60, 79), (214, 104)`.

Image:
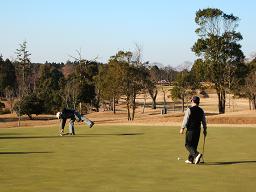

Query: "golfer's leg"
(191, 130), (201, 155)
(60, 119), (66, 134)
(185, 131), (197, 161)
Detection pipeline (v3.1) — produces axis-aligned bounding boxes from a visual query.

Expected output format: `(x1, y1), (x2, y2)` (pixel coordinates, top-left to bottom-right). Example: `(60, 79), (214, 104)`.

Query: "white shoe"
(59, 131), (64, 136)
(194, 153), (202, 164)
(185, 160), (192, 164)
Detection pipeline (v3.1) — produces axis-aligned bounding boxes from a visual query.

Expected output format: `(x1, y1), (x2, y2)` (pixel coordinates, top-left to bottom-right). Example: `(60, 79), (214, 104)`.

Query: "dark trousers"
(60, 118), (67, 130)
(185, 129), (200, 162)
(60, 118), (75, 134)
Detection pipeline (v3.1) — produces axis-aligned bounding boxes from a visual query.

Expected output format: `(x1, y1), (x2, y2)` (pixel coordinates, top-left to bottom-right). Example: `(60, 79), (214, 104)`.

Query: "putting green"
(0, 125), (255, 192)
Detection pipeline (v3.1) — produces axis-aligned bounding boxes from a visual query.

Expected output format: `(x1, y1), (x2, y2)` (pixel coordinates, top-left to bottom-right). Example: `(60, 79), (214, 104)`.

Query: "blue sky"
(1, 0), (256, 67)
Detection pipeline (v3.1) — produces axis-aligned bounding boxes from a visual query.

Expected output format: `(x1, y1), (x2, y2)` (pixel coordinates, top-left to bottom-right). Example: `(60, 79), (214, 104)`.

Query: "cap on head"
(191, 96), (200, 104)
(56, 112), (62, 119)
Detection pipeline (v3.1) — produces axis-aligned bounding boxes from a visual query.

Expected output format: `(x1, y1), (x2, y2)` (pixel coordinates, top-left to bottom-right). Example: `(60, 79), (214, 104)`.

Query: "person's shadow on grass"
(201, 160), (256, 165)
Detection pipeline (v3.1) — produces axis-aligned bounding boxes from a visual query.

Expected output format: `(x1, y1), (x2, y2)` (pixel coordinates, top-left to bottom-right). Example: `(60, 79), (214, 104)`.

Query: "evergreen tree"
(15, 41), (32, 97)
(0, 58), (17, 96)
(36, 63), (64, 113)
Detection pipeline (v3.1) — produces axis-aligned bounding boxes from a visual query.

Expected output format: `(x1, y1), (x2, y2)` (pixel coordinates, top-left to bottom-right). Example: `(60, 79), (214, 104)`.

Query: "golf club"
(201, 134), (206, 163)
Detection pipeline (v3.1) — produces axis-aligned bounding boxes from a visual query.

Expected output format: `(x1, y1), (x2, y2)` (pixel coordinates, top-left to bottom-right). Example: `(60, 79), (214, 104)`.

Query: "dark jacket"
(60, 108), (82, 122)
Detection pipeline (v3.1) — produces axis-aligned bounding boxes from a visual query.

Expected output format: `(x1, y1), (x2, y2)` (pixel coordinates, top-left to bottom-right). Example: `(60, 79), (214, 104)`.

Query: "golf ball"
(177, 157), (180, 160)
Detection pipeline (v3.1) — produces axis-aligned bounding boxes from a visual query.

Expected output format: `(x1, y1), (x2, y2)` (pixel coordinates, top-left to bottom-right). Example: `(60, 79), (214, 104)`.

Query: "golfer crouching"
(180, 96), (207, 164)
(56, 108), (94, 136)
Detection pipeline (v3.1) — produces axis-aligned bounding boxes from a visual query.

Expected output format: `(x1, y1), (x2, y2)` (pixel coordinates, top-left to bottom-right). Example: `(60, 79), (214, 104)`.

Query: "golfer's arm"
(181, 108), (190, 129)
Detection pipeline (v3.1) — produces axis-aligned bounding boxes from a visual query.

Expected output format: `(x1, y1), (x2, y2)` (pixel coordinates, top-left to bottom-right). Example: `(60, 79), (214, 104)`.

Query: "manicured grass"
(0, 125), (256, 192)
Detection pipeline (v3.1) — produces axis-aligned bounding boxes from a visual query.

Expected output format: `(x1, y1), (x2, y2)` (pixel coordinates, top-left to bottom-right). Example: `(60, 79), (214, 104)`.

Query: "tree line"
(0, 8), (256, 119)
(0, 43), (178, 120)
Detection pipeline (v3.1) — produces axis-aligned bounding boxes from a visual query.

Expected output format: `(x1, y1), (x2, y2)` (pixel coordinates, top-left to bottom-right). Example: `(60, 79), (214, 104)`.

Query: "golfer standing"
(180, 96), (207, 164)
(56, 108), (94, 136)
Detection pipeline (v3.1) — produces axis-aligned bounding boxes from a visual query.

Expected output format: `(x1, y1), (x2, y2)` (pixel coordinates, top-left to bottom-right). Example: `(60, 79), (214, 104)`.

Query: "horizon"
(1, 0), (256, 67)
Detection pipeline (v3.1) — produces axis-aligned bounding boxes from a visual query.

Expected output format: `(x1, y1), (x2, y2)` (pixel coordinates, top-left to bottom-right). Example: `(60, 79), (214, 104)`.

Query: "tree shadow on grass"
(0, 133), (23, 136)
(0, 133), (144, 139)
(200, 160), (256, 166)
(0, 151), (52, 155)
(79, 133), (144, 136)
(0, 136), (63, 139)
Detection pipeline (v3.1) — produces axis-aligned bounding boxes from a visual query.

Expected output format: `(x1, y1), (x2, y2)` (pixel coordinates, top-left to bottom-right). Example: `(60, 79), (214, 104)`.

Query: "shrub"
(14, 94), (44, 119)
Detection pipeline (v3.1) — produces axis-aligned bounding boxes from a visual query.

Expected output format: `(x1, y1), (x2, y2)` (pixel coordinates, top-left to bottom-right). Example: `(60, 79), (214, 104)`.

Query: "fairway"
(0, 125), (256, 192)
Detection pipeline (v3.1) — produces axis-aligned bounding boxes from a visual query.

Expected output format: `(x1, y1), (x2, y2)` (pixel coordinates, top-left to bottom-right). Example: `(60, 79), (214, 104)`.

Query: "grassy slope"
(0, 125), (255, 192)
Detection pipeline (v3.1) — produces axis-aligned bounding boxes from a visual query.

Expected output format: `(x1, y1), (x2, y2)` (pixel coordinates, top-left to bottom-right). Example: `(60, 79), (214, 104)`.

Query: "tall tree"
(145, 78), (158, 109)
(67, 50), (99, 112)
(148, 65), (160, 109)
(15, 41), (32, 126)
(36, 63), (64, 113)
(103, 58), (124, 114)
(94, 64), (113, 112)
(109, 51), (132, 118)
(240, 59), (256, 110)
(192, 8), (245, 114)
(15, 41), (32, 97)
(106, 50), (149, 120)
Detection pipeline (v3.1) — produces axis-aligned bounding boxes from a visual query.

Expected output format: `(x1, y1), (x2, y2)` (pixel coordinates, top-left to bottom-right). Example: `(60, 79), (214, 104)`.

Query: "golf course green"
(0, 125), (255, 192)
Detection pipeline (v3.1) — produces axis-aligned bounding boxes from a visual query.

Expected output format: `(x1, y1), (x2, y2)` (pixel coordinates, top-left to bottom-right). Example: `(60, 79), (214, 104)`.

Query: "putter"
(201, 134), (206, 163)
